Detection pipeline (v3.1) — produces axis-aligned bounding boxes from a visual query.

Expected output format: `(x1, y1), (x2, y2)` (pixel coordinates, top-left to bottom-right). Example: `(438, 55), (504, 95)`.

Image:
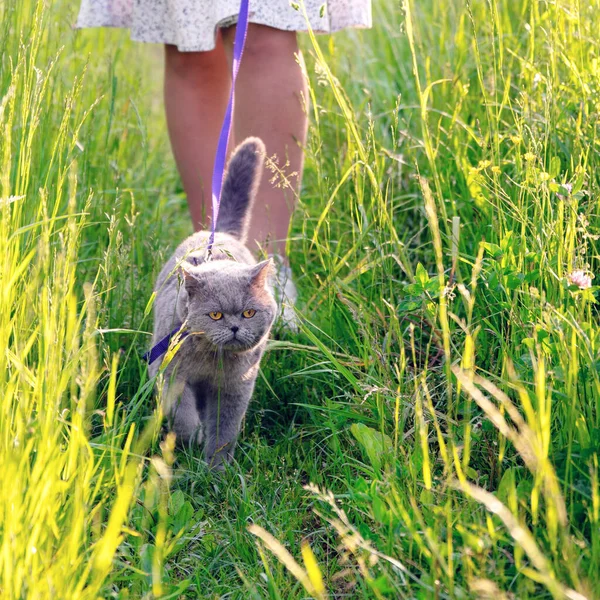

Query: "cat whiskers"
(237, 330), (255, 346)
(212, 331), (235, 347)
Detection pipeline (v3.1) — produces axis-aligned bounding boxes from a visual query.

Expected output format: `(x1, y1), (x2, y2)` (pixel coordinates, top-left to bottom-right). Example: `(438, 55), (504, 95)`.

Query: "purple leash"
(206, 0), (250, 255)
(143, 323), (188, 364)
(144, 0), (250, 365)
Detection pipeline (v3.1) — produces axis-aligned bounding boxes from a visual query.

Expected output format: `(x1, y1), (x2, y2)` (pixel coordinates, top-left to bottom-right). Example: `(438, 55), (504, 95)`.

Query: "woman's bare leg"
(223, 24), (308, 258)
(164, 35), (231, 230)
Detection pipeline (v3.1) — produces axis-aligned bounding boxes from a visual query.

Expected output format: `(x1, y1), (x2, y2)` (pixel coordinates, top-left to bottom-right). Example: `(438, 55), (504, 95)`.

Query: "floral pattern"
(76, 1), (372, 52)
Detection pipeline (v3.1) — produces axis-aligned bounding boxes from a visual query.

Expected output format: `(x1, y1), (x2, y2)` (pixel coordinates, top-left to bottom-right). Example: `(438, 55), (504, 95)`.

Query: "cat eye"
(242, 309), (256, 318)
(208, 312), (223, 320)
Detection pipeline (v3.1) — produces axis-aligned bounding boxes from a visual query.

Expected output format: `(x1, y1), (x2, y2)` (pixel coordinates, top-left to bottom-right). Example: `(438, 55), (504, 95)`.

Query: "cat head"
(176, 259), (277, 351)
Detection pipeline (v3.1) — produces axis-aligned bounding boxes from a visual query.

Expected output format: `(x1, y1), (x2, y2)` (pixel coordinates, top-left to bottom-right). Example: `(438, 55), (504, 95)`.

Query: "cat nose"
(231, 326), (239, 334)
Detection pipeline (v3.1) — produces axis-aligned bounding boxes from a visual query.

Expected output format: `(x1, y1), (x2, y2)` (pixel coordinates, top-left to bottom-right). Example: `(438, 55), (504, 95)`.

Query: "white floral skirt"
(76, 1), (372, 52)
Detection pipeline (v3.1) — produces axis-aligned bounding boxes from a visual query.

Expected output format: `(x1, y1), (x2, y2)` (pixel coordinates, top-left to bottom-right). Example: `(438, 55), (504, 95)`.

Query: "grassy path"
(1, 0), (598, 598)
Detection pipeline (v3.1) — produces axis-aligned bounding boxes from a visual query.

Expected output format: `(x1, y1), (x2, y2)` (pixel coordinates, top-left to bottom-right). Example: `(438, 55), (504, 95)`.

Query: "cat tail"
(216, 137), (265, 242)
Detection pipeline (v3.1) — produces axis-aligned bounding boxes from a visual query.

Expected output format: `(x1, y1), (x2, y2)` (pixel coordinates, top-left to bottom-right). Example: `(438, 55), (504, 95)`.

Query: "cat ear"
(249, 259), (273, 289)
(181, 266), (203, 296)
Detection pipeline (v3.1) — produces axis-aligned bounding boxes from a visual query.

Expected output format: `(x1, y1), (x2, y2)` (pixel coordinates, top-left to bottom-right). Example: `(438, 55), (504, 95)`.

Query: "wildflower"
(524, 152), (536, 162)
(556, 182), (572, 201)
(567, 270), (593, 290)
(560, 182), (572, 194)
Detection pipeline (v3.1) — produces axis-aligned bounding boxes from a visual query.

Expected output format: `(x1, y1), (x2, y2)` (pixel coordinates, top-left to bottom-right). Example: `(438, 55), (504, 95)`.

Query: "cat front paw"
(205, 444), (235, 471)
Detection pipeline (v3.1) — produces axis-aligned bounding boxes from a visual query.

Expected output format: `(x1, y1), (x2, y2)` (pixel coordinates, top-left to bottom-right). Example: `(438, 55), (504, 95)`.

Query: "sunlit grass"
(1, 0), (598, 597)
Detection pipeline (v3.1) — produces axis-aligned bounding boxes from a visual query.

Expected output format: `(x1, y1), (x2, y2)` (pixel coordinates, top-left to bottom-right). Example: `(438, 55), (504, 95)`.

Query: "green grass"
(1, 0), (599, 597)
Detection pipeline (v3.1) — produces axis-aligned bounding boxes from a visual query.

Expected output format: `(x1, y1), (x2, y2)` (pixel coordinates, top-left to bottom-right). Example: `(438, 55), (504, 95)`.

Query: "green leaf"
(350, 423), (394, 473)
(466, 466), (479, 481)
(168, 489), (185, 516)
(173, 501), (194, 534)
(571, 171), (586, 194)
(504, 273), (523, 290)
(139, 543), (154, 579)
(371, 495), (389, 522)
(420, 488), (434, 506)
(549, 156), (561, 178)
(524, 270), (540, 283)
(481, 242), (502, 258)
(415, 262), (430, 287)
(521, 337), (535, 350)
(497, 467), (517, 503)
(370, 574), (395, 594)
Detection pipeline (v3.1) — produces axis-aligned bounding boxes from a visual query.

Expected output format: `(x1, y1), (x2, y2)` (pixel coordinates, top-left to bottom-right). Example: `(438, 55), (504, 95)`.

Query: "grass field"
(1, 0), (599, 598)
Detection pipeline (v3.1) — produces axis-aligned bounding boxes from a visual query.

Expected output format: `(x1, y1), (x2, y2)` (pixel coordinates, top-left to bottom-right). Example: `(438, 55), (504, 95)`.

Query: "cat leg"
(156, 376), (201, 446)
(203, 386), (251, 470)
(170, 384), (203, 446)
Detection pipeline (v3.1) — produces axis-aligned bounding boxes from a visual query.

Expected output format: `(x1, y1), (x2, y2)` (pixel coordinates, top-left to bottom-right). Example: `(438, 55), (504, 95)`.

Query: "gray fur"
(149, 138), (276, 470)
(216, 137), (265, 242)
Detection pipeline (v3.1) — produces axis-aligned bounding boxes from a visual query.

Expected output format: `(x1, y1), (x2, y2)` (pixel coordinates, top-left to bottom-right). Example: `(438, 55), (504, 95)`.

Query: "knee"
(228, 24), (298, 63)
(164, 44), (225, 81)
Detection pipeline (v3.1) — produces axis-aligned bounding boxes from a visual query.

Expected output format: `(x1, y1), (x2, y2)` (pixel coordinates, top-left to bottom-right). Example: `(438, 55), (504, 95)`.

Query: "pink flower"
(567, 270), (593, 289)
(557, 183), (572, 201)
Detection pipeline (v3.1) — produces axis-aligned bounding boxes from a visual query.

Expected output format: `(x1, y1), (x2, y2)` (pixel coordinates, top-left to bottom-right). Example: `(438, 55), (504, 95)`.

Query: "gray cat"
(149, 137), (277, 469)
